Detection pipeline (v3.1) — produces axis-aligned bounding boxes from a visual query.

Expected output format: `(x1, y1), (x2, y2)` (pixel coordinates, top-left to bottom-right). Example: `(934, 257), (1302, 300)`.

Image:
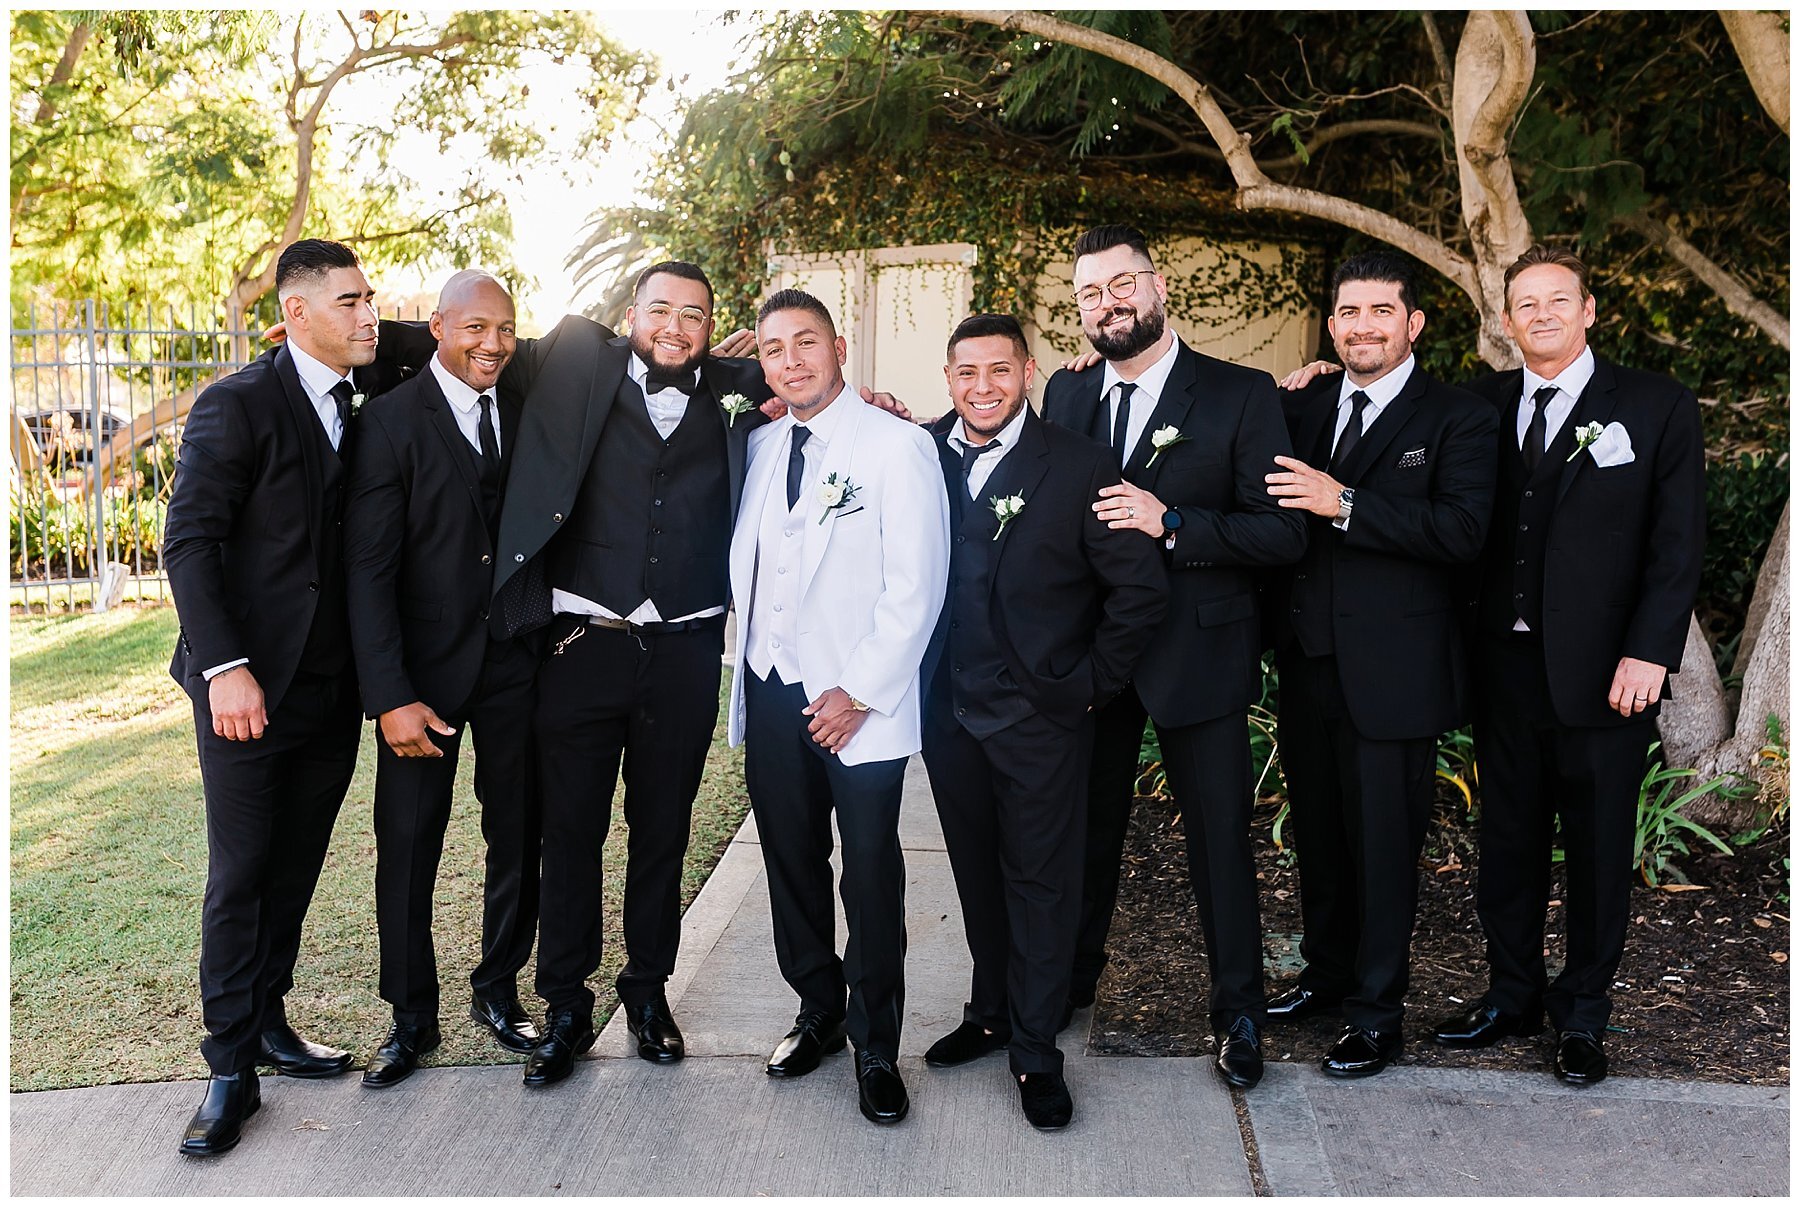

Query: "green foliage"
(1699, 451), (1790, 670)
(1633, 743), (1751, 887)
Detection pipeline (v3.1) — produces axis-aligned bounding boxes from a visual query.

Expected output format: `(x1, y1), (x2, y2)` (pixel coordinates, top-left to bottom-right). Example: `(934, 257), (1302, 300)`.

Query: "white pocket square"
(1588, 421), (1635, 468)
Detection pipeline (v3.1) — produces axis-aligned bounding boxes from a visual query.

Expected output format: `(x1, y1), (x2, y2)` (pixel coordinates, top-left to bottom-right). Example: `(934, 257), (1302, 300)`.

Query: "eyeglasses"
(1074, 270), (1156, 311)
(641, 302), (710, 332)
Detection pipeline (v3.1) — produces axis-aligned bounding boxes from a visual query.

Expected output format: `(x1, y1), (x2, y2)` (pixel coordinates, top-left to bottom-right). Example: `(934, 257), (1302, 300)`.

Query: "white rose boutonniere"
(720, 392), (755, 426)
(349, 392), (366, 416)
(816, 472), (861, 525)
(1567, 420), (1604, 463)
(1146, 424), (1188, 466)
(989, 493), (1025, 540)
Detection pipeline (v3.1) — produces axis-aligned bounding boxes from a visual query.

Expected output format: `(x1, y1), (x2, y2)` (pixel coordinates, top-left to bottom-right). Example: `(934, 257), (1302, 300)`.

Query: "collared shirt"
(1332, 354), (1414, 455)
(1100, 333), (1181, 464)
(629, 350), (698, 440)
(945, 402), (1030, 500)
(429, 354), (501, 458)
(1517, 345), (1595, 453)
(746, 381), (859, 684)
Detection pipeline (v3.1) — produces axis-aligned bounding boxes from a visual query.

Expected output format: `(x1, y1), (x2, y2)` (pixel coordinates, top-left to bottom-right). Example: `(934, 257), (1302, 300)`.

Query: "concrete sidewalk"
(11, 759), (1789, 1196)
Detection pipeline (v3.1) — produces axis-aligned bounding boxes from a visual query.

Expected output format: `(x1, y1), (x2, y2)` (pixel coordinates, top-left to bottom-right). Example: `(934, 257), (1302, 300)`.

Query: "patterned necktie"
(327, 379), (356, 452)
(1331, 389), (1372, 473)
(1111, 381), (1137, 469)
(786, 425), (811, 511)
(959, 439), (1002, 501)
(1522, 384), (1556, 472)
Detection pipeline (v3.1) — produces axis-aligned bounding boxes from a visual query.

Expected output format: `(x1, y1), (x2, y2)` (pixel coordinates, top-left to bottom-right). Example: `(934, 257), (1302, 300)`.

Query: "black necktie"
(476, 393), (501, 490)
(327, 379), (356, 451)
(1332, 389), (1372, 472)
(958, 439), (1002, 501)
(786, 425), (811, 511)
(1110, 382), (1136, 468)
(646, 370), (696, 397)
(1522, 384), (1556, 472)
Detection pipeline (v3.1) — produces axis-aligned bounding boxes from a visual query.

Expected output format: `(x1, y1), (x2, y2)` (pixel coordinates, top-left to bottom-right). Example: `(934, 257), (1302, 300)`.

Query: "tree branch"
(1719, 9), (1789, 134)
(1622, 211), (1791, 349)
(1135, 113), (1441, 170)
(1419, 12), (1453, 113)
(33, 21), (93, 125)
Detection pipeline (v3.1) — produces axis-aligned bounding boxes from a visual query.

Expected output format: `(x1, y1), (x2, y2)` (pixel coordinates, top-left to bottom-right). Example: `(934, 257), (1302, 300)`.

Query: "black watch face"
(1162, 509), (1182, 530)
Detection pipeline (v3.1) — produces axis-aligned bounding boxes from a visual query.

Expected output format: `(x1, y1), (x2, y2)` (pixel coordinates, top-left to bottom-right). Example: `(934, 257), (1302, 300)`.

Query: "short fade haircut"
(1503, 244), (1591, 304)
(1072, 224), (1156, 268)
(947, 313), (1030, 363)
(635, 259), (714, 308)
(275, 239), (360, 298)
(1330, 249), (1419, 313)
(757, 288), (836, 336)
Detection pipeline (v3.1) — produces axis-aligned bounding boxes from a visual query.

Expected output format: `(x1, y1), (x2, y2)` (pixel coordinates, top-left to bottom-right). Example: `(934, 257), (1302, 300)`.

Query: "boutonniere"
(989, 493), (1025, 540)
(817, 472), (861, 525)
(720, 392), (755, 426)
(1567, 420), (1604, 462)
(349, 393), (366, 416)
(1146, 424), (1188, 466)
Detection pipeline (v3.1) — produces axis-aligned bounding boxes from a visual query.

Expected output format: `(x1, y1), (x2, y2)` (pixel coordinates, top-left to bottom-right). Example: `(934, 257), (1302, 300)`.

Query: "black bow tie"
(645, 370), (697, 397)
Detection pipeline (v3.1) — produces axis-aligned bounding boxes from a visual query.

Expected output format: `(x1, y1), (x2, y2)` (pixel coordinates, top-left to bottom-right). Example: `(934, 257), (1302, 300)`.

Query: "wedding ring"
(1127, 506), (1136, 519)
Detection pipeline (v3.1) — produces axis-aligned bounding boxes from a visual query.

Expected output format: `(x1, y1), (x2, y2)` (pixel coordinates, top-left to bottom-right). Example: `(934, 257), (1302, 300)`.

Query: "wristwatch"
(1334, 487), (1356, 528)
(1161, 507), (1183, 550)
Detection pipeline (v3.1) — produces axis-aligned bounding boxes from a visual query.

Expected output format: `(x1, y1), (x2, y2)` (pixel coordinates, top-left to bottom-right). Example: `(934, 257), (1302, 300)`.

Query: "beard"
(1086, 300), (1167, 361)
(630, 325), (706, 378)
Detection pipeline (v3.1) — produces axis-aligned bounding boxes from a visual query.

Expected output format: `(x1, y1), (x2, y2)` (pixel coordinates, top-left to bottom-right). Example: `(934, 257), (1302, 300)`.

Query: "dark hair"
(1330, 250), (1419, 313)
(275, 239), (360, 296)
(1503, 244), (1591, 304)
(635, 259), (714, 308)
(1072, 224), (1155, 267)
(946, 313), (1030, 362)
(756, 288), (836, 336)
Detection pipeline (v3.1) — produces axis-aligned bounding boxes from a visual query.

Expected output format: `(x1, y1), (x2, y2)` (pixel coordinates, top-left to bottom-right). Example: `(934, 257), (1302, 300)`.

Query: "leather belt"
(578, 614), (721, 636)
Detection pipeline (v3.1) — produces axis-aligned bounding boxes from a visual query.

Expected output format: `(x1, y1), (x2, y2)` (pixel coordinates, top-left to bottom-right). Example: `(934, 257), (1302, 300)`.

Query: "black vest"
(453, 423), (502, 547)
(1485, 405), (1582, 635)
(546, 379), (730, 618)
(298, 420), (350, 674)
(946, 465), (1034, 739)
(1288, 419), (1339, 656)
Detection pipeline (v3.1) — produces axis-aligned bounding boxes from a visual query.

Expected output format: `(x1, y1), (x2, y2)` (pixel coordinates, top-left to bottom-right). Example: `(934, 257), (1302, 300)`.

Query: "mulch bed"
(1092, 787), (1791, 1085)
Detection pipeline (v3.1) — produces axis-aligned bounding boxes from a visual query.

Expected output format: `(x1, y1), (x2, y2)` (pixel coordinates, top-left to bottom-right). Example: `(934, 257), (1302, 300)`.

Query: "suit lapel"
(988, 411), (1050, 580)
(700, 358), (751, 513)
(800, 395), (866, 595)
(273, 347), (325, 566)
(421, 372), (486, 520)
(1128, 342), (1199, 489)
(497, 393), (522, 488)
(1553, 358), (1621, 506)
(1296, 382), (1339, 468)
(929, 417), (966, 527)
(1336, 369), (1424, 486)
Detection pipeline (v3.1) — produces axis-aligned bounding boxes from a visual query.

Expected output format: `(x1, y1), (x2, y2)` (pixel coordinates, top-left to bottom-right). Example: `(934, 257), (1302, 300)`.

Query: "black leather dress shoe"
(855, 1050), (909, 1125)
(1266, 984), (1345, 1022)
(470, 995), (540, 1054)
(1322, 1026), (1403, 1077)
(361, 1021), (442, 1088)
(1214, 1015), (1264, 1089)
(766, 1012), (847, 1078)
(924, 1021), (1008, 1067)
(257, 1022), (354, 1078)
(178, 1070), (260, 1156)
(522, 1009), (596, 1088)
(1553, 1030), (1608, 1085)
(1430, 1001), (1545, 1049)
(627, 999), (685, 1064)
(1018, 1071), (1074, 1130)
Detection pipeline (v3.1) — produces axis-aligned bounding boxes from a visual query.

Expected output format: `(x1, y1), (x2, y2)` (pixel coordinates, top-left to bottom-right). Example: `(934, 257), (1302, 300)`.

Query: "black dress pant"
(195, 667), (361, 1074)
(1474, 632), (1650, 1034)
(923, 709), (1090, 1075)
(533, 614), (725, 1019)
(373, 637), (541, 1026)
(1277, 652), (1435, 1033)
(1074, 685), (1265, 1027)
(744, 670), (909, 1062)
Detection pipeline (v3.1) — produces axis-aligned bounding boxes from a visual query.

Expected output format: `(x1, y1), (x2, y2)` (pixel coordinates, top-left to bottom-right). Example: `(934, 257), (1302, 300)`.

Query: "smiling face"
(627, 271), (714, 378)
(756, 305), (847, 419)
(1503, 263), (1596, 377)
(945, 333), (1034, 444)
(1073, 243), (1168, 362)
(428, 274), (516, 392)
(1327, 278), (1425, 385)
(282, 265), (378, 376)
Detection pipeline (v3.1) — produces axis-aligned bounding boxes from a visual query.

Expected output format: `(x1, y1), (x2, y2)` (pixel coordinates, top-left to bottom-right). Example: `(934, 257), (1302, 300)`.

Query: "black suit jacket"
(342, 365), (523, 720)
(1266, 367), (1500, 739)
(164, 346), (410, 713)
(1467, 357), (1705, 728)
(1042, 339), (1306, 727)
(922, 409), (1169, 728)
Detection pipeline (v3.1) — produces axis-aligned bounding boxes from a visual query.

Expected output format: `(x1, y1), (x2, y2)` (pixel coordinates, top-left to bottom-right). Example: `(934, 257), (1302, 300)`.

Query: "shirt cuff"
(202, 658), (249, 681)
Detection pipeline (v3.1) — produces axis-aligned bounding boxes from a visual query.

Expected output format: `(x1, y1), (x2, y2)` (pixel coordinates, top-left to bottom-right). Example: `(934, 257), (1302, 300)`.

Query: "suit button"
(514, 553), (525, 562)
(478, 610), (488, 621)
(657, 470), (667, 478)
(553, 512), (564, 523)
(1296, 573), (1306, 581)
(951, 620), (960, 629)
(481, 554), (492, 565)
(653, 527), (662, 535)
(1514, 592), (1524, 599)
(308, 580), (318, 591)
(1515, 559), (1525, 566)
(1518, 524), (1529, 532)
(957, 707), (966, 716)
(649, 556), (659, 564)
(955, 535), (966, 545)
(654, 499), (663, 507)
(1524, 490), (1534, 498)
(954, 663), (964, 671)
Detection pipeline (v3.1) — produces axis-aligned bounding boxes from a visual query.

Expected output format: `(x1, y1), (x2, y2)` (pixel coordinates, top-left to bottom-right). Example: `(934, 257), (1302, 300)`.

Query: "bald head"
(429, 269), (517, 392)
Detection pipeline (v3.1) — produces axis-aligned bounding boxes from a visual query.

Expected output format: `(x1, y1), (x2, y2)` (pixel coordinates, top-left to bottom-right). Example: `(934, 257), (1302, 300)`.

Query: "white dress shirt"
(1100, 333), (1182, 463)
(746, 383), (856, 684)
(1517, 345), (1595, 453)
(1333, 353), (1414, 454)
(429, 353), (500, 457)
(629, 350), (697, 440)
(945, 402), (1030, 500)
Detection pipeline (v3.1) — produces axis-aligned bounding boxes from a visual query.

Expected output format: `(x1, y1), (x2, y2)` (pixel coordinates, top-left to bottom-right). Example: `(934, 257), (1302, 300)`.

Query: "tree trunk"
(1720, 10), (1789, 135)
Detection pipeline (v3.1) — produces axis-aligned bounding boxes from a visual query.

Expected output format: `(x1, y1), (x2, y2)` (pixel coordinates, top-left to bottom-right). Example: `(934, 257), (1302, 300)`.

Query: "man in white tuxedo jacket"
(727, 289), (949, 1125)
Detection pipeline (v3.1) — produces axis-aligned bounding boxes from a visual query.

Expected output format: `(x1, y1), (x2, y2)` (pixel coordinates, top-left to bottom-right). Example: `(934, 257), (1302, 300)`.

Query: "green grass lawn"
(10, 606), (750, 1091)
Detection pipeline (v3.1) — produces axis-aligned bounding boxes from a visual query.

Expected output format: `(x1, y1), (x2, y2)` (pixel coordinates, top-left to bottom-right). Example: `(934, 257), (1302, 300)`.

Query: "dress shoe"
(854, 1050), (910, 1125)
(1214, 1015), (1264, 1089)
(521, 1009), (596, 1088)
(1553, 1030), (1609, 1085)
(924, 1020), (1008, 1067)
(1018, 1071), (1074, 1131)
(1430, 1001), (1545, 1049)
(765, 1012), (847, 1078)
(257, 1022), (354, 1078)
(470, 995), (540, 1054)
(1322, 1025), (1403, 1078)
(1265, 984), (1345, 1022)
(177, 1070), (260, 1156)
(361, 1021), (441, 1088)
(627, 999), (685, 1064)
